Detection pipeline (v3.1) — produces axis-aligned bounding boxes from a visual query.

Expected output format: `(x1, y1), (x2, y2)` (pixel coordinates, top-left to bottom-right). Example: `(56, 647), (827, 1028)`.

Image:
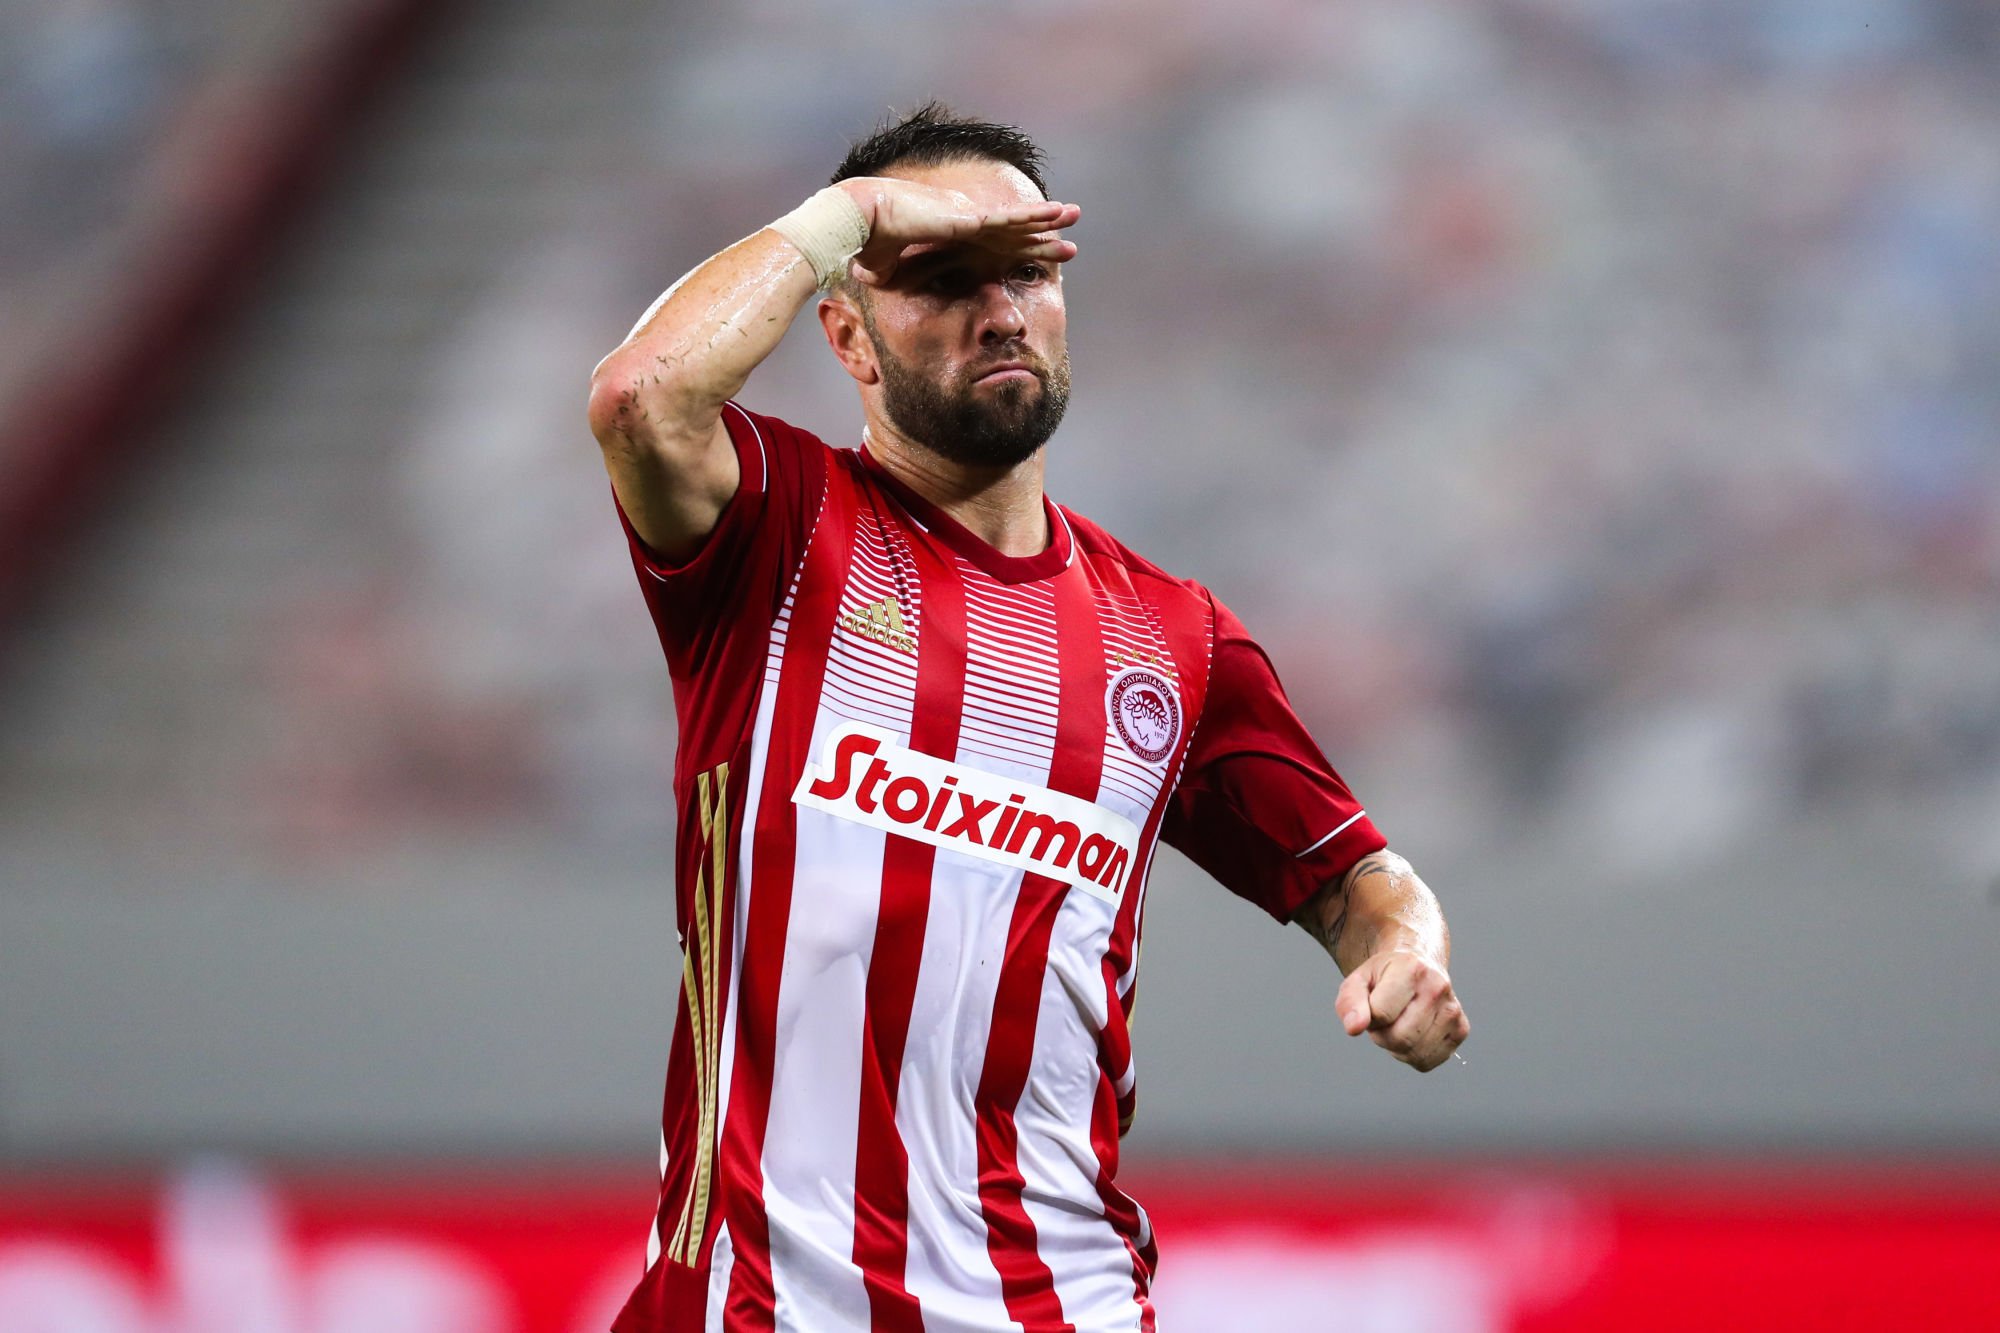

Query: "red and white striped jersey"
(610, 403), (1385, 1333)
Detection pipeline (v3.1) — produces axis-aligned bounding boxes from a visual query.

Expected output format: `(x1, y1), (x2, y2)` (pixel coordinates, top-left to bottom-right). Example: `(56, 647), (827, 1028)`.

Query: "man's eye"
(1014, 264), (1047, 284)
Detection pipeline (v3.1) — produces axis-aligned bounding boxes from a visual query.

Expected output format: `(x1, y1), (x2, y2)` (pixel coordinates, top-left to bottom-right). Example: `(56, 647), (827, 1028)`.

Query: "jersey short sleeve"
(612, 400), (827, 683)
(1161, 591), (1388, 923)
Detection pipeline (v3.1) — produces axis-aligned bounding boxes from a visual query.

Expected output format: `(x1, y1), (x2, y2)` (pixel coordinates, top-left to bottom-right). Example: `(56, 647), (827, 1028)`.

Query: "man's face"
(851, 159), (1071, 469)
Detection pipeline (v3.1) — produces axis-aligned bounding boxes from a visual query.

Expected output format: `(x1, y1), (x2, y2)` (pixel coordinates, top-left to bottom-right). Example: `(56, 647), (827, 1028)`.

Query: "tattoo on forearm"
(1323, 897), (1349, 953)
(1298, 849), (1426, 967)
(1297, 879), (1351, 955)
(1344, 851), (1400, 888)
(1333, 853), (1402, 953)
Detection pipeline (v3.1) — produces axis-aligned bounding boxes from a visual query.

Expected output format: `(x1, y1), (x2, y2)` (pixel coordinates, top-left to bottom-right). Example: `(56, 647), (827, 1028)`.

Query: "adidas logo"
(839, 594), (917, 655)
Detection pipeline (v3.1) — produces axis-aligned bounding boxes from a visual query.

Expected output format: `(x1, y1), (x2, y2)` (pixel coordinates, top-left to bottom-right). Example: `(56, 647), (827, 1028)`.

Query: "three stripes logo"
(839, 594), (917, 655)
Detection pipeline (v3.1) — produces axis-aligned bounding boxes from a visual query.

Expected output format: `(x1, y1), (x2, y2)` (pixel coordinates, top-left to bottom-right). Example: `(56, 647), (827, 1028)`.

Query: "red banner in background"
(3, 1158), (1997, 1331)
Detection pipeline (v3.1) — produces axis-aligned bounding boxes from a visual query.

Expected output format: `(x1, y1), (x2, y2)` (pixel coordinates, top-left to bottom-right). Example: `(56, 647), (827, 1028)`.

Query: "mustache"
(964, 344), (1050, 381)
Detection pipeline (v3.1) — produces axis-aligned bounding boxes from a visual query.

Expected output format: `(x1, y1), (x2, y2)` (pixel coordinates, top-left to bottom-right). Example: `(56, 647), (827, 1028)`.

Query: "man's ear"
(818, 290), (881, 386)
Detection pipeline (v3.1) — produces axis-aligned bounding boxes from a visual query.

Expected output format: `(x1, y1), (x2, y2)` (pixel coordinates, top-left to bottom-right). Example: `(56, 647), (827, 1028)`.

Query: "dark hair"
(831, 100), (1049, 197)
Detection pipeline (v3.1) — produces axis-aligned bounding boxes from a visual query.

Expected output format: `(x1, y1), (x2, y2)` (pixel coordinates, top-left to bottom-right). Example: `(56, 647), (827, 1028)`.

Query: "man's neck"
(862, 421), (1050, 558)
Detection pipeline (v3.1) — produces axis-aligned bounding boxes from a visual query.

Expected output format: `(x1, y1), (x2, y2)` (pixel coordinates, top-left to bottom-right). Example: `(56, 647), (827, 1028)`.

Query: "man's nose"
(976, 280), (1027, 344)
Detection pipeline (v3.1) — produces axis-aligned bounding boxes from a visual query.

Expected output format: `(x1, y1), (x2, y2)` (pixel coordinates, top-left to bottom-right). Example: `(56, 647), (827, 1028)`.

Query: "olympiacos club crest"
(1106, 666), (1180, 765)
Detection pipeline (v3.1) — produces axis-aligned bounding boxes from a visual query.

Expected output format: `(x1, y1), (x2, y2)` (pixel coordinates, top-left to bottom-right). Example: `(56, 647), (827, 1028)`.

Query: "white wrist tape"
(770, 186), (870, 289)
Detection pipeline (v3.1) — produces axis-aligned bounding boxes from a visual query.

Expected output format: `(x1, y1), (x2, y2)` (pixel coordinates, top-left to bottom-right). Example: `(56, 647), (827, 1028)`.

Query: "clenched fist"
(1335, 949), (1469, 1072)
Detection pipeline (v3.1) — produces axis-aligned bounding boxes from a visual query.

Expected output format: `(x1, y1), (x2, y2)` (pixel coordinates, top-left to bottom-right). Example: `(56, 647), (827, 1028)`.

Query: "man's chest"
(800, 508), (1191, 839)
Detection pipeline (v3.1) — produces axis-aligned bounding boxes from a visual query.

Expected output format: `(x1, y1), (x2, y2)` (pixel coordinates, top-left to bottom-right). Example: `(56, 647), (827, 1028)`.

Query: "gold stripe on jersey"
(669, 761), (729, 1265)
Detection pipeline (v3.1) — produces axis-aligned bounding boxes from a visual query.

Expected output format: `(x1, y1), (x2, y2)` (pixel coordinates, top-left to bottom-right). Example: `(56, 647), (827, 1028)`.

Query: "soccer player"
(587, 103), (1470, 1333)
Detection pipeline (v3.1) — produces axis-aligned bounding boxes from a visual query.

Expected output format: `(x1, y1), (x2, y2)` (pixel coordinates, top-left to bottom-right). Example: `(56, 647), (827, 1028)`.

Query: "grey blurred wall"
(4, 0), (1999, 1162)
(5, 825), (1996, 1159)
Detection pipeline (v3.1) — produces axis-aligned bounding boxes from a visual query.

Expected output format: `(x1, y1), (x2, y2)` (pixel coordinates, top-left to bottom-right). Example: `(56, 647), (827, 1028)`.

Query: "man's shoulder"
(724, 401), (841, 461)
(718, 401), (847, 505)
(1057, 502), (1215, 621)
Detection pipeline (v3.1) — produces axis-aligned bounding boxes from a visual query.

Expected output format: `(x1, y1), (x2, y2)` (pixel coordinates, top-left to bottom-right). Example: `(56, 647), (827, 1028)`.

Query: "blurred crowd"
(0, 0), (175, 281)
(1, 0), (174, 430)
(0, 0), (338, 452)
(9, 0), (1998, 883)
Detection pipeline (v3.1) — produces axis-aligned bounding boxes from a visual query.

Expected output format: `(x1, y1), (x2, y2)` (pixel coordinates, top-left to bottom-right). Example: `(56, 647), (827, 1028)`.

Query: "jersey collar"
(857, 439), (1075, 585)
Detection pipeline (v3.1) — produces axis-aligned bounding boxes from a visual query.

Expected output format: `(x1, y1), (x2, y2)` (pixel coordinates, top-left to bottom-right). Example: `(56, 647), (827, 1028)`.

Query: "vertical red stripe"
(852, 512), (968, 1331)
(1086, 573), (1213, 1331)
(717, 466), (857, 1331)
(616, 956), (698, 1330)
(974, 567), (1106, 1333)
(1090, 961), (1156, 1332)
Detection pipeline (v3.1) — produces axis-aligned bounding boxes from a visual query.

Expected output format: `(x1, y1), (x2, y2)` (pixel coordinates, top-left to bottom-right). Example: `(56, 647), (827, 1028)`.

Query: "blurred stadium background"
(4, 0), (1999, 1327)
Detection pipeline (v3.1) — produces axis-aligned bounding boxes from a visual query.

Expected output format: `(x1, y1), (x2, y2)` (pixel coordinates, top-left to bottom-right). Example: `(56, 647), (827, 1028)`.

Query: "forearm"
(1295, 849), (1449, 975)
(1298, 848), (1468, 1070)
(587, 223), (825, 446)
(585, 188), (870, 557)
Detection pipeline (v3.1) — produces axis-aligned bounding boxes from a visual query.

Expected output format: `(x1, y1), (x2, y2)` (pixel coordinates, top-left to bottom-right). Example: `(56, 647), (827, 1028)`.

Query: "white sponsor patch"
(792, 722), (1138, 903)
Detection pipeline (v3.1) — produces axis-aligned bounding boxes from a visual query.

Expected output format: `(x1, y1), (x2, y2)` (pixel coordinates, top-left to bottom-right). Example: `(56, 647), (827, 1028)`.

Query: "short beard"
(864, 316), (1071, 470)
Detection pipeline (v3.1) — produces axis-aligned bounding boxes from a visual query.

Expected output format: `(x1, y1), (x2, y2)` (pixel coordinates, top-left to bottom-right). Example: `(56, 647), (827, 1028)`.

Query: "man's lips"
(972, 361), (1037, 385)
